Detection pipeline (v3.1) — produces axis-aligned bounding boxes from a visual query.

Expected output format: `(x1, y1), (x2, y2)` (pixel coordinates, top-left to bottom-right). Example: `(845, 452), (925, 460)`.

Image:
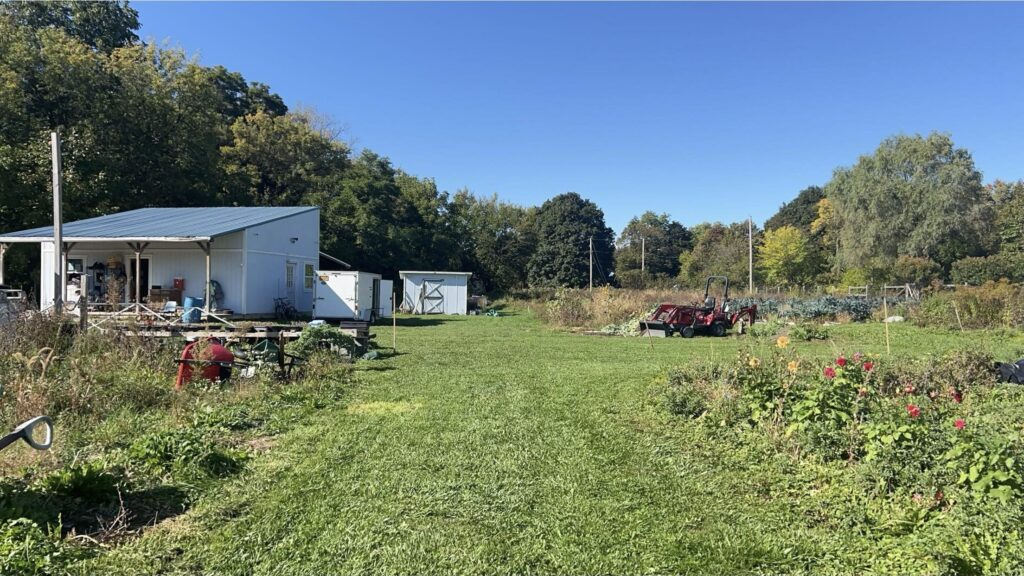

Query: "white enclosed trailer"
(313, 270), (393, 321)
(399, 271), (471, 315)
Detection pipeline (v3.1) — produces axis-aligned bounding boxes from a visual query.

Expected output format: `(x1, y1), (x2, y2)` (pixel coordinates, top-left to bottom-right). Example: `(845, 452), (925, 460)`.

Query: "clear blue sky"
(137, 1), (1024, 234)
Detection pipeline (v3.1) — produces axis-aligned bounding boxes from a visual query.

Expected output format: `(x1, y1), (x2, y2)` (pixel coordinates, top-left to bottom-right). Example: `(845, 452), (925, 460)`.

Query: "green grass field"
(82, 313), (1024, 575)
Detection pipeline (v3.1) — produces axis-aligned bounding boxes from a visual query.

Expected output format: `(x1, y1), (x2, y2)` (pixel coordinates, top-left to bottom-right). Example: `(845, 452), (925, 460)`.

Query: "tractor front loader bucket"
(640, 320), (670, 337)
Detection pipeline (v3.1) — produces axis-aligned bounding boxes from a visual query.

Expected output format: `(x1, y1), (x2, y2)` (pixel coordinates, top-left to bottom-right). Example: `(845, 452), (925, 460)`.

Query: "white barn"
(399, 271), (472, 315)
(0, 207), (321, 316)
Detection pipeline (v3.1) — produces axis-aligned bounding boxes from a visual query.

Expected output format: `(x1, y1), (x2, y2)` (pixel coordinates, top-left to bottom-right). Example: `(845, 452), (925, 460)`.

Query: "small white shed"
(399, 271), (471, 315)
(313, 270), (393, 322)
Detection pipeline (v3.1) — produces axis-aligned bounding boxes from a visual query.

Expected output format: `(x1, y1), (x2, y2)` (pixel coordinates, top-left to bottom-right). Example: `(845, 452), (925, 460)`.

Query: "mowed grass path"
(89, 313), (1024, 575)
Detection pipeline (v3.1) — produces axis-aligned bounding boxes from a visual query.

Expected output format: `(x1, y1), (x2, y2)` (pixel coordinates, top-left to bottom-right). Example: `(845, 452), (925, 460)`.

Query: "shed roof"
(399, 271), (473, 277)
(0, 207), (318, 243)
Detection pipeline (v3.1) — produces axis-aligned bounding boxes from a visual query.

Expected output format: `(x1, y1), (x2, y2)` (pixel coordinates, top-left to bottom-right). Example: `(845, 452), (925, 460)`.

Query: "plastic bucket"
(182, 297), (204, 323)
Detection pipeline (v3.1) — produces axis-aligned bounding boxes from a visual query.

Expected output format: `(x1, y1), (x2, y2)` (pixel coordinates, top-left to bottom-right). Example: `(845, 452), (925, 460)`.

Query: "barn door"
(420, 279), (445, 314)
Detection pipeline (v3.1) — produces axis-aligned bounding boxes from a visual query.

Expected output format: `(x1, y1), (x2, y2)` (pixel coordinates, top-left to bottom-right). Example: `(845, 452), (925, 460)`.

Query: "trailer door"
(379, 279), (394, 318)
(313, 271), (357, 319)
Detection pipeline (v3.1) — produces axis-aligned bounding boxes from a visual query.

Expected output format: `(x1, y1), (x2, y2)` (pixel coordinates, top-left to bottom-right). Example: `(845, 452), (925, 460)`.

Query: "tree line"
(2, 2), (1021, 299)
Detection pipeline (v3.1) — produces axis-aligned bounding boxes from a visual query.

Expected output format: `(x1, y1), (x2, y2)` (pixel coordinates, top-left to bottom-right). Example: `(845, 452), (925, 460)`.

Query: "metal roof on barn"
(0, 207), (318, 243)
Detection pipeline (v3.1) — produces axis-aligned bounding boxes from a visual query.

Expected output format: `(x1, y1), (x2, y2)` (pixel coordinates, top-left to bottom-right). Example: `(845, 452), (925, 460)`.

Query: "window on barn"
(304, 263), (314, 291)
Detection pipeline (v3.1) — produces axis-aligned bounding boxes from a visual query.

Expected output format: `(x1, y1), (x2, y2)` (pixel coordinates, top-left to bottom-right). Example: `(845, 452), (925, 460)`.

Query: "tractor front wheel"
(681, 326), (695, 338)
(710, 322), (727, 337)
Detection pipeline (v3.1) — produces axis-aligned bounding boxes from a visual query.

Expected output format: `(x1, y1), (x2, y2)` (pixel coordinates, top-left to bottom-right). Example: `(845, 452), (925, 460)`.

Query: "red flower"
(954, 419), (966, 430)
(952, 391), (963, 404)
(906, 404), (921, 418)
(824, 366), (836, 380)
(863, 361), (874, 372)
(836, 357), (847, 367)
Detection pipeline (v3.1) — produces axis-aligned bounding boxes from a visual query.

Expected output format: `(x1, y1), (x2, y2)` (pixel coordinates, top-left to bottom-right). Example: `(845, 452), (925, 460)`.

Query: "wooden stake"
(953, 301), (964, 332)
(392, 296), (397, 351)
(883, 297), (891, 355)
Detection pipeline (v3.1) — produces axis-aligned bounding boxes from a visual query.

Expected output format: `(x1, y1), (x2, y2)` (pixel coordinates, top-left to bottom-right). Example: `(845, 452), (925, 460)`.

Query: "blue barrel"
(182, 297), (204, 323)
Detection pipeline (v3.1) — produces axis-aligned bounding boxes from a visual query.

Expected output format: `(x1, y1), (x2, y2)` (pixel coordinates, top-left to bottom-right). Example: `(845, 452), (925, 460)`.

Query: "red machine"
(174, 337), (235, 390)
(640, 276), (756, 338)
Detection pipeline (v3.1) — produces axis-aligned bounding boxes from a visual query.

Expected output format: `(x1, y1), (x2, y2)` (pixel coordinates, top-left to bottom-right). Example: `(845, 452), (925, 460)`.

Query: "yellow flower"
(748, 357), (761, 368)
(776, 336), (790, 349)
(787, 360), (799, 374)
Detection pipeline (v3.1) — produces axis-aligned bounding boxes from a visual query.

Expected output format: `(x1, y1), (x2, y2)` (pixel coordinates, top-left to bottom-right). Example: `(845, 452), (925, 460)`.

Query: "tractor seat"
(703, 296), (716, 310)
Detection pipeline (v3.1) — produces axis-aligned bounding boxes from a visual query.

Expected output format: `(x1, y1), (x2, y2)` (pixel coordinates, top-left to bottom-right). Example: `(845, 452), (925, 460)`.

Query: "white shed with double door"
(399, 271), (471, 315)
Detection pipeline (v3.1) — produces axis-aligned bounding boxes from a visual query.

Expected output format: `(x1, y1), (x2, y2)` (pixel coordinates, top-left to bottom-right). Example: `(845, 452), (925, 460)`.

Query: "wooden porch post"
(0, 243), (7, 286)
(197, 241), (211, 316)
(129, 242), (149, 313)
(61, 242), (75, 306)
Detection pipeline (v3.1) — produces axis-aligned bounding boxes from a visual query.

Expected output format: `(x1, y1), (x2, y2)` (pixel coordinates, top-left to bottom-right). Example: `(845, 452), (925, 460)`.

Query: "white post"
(134, 244), (142, 314)
(51, 131), (64, 315)
(748, 217), (753, 294)
(0, 243), (7, 286)
(641, 237), (645, 273)
(589, 236), (593, 291)
(204, 242), (211, 315)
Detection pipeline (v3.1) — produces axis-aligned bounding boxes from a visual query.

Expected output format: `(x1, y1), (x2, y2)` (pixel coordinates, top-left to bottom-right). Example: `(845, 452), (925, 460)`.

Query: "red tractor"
(640, 276), (756, 338)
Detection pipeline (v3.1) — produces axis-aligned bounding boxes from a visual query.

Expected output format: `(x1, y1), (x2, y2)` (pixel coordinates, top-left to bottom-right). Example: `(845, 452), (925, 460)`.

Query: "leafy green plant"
(0, 518), (78, 576)
(128, 429), (247, 480)
(288, 325), (358, 358)
(35, 463), (120, 505)
(789, 323), (830, 341)
(945, 437), (1023, 503)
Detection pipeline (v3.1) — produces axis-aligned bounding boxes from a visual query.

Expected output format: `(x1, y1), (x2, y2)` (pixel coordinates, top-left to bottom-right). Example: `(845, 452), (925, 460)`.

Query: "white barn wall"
(243, 209), (319, 314)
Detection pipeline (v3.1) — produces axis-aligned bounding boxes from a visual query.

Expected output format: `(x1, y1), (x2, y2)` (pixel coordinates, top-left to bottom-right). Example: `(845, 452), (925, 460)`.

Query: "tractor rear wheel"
(681, 326), (695, 338)
(710, 322), (726, 337)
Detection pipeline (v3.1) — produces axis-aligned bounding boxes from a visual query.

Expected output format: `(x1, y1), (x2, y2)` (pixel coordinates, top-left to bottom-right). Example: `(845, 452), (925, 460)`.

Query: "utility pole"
(51, 131), (64, 315)
(748, 217), (753, 294)
(589, 236), (594, 291)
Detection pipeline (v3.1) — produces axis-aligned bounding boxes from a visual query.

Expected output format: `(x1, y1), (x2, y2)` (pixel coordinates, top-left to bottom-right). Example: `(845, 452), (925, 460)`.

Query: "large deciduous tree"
(220, 110), (349, 207)
(527, 193), (614, 288)
(825, 133), (992, 270)
(614, 211), (691, 287)
(764, 186), (823, 233)
(990, 180), (1024, 255)
(758, 225), (814, 286)
(0, 0), (139, 52)
(450, 192), (537, 292)
(677, 221), (760, 289)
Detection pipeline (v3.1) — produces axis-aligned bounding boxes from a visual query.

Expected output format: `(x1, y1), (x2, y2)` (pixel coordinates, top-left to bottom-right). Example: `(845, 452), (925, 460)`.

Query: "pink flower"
(836, 357), (847, 367)
(904, 384), (916, 394)
(824, 366), (836, 380)
(853, 352), (864, 362)
(906, 404), (921, 418)
(954, 419), (965, 430)
(863, 361), (874, 372)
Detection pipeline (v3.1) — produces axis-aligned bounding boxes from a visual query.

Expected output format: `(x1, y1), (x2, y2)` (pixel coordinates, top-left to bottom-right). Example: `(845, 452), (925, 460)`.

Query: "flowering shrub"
(662, 346), (1024, 572)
